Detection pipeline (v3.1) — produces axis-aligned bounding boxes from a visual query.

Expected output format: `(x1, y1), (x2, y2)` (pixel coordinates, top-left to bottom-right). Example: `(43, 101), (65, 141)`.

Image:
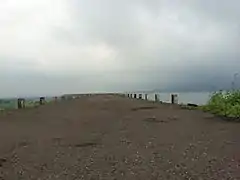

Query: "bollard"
(17, 99), (22, 109)
(139, 94), (142, 99)
(22, 99), (26, 108)
(171, 94), (178, 104)
(154, 94), (159, 102)
(39, 97), (45, 105)
(17, 98), (25, 109)
(145, 94), (148, 100)
(134, 94), (137, 98)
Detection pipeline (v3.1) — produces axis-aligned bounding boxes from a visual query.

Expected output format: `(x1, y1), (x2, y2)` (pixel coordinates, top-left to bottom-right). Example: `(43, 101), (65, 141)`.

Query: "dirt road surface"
(0, 95), (239, 179)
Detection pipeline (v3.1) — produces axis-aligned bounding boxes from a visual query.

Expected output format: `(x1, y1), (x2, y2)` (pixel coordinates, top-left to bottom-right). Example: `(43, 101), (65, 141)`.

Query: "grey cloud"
(1, 0), (240, 97)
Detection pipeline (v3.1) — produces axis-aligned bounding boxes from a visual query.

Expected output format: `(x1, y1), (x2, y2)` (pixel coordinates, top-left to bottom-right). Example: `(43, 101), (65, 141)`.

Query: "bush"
(202, 90), (240, 119)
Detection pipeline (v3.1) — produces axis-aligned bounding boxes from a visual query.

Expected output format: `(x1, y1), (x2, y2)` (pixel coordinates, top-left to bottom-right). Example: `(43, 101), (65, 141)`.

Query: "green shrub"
(203, 90), (240, 119)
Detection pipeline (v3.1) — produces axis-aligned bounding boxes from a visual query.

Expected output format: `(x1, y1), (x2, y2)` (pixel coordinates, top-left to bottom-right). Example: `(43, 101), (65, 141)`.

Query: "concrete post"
(139, 94), (142, 99)
(17, 98), (25, 109)
(171, 94), (178, 104)
(17, 99), (21, 109)
(145, 94), (148, 100)
(22, 99), (25, 108)
(154, 94), (159, 102)
(39, 97), (45, 105)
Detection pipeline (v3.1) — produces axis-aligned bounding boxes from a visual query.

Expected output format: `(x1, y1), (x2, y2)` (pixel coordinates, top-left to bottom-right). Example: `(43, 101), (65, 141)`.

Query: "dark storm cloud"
(65, 0), (240, 89)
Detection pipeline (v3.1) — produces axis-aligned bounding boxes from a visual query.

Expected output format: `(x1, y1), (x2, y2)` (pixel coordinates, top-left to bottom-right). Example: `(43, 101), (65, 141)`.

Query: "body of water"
(136, 92), (212, 105)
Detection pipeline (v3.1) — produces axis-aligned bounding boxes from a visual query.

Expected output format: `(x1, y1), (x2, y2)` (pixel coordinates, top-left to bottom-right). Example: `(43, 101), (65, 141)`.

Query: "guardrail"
(125, 93), (179, 104)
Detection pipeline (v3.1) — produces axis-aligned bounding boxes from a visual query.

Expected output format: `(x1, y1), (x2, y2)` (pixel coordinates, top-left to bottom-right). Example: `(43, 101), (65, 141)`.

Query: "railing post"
(171, 94), (178, 104)
(139, 94), (142, 99)
(17, 99), (21, 109)
(145, 94), (148, 100)
(39, 97), (45, 105)
(23, 99), (25, 108)
(154, 94), (159, 102)
(17, 98), (25, 109)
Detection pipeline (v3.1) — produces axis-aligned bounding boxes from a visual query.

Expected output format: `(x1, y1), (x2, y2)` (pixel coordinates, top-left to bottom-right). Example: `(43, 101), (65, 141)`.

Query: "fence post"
(154, 94), (159, 102)
(171, 94), (178, 104)
(17, 98), (25, 109)
(139, 94), (142, 99)
(39, 97), (45, 105)
(17, 99), (21, 109)
(22, 99), (25, 108)
(145, 94), (148, 100)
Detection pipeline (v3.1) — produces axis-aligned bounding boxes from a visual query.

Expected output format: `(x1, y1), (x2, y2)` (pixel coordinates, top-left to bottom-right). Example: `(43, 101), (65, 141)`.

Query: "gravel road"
(0, 95), (239, 179)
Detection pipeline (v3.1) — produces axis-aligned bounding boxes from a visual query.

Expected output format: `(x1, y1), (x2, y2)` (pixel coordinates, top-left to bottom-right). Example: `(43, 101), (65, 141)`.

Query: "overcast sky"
(0, 0), (239, 97)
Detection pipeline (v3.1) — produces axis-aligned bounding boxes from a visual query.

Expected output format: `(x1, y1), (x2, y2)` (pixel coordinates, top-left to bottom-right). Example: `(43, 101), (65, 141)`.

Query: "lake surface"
(136, 92), (212, 105)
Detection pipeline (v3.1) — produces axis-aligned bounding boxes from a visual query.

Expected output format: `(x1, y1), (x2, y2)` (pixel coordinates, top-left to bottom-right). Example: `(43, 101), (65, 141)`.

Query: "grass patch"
(201, 90), (240, 121)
